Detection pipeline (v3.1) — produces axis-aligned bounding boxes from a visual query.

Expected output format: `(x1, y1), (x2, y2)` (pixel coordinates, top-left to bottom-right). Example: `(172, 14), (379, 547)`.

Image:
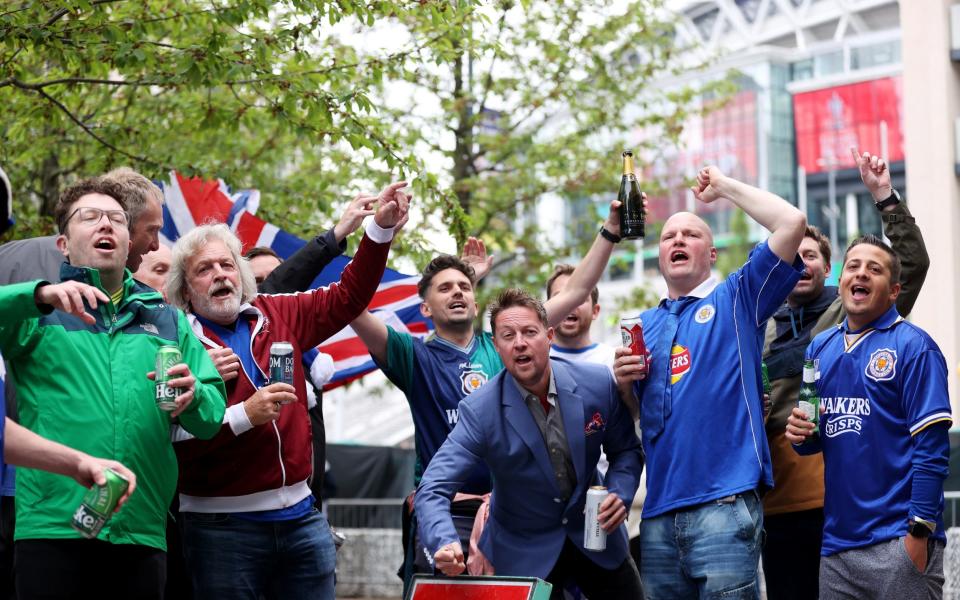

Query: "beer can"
(761, 361), (772, 395)
(584, 485), (608, 552)
(71, 468), (130, 539)
(154, 345), (182, 411)
(269, 342), (295, 403)
(620, 314), (647, 369)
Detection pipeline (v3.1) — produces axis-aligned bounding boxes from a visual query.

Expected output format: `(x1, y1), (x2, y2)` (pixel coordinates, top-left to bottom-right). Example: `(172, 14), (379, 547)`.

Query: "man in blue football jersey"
(615, 166), (807, 598)
(787, 235), (951, 599)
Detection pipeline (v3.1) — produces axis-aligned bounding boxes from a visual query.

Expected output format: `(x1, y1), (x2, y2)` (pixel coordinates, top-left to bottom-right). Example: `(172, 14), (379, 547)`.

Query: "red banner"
(643, 89), (759, 222)
(793, 76), (904, 174)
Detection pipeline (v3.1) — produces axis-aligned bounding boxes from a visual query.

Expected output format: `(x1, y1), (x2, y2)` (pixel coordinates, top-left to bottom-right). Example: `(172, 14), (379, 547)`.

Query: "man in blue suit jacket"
(415, 288), (644, 598)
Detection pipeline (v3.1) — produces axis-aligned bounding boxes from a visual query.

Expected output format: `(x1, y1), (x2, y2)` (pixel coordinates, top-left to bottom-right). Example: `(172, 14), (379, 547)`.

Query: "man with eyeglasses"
(0, 167), (167, 598)
(0, 176), (226, 598)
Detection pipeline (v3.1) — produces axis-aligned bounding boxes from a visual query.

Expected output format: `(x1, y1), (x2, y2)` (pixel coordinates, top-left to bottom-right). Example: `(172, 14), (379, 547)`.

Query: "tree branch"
(45, 0), (124, 27)
(33, 87), (168, 169)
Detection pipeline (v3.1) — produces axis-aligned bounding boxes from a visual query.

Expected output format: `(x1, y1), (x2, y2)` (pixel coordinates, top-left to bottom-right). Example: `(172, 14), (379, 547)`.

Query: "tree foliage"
(1, 0), (727, 293)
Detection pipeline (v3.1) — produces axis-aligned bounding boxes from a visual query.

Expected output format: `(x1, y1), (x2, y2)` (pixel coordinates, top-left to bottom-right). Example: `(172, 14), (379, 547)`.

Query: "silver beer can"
(269, 341), (296, 403)
(584, 485), (608, 552)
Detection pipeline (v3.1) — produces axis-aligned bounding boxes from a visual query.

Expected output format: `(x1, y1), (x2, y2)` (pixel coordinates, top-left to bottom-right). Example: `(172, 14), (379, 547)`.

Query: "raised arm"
(350, 310), (389, 365)
(259, 190), (385, 294)
(543, 197), (641, 326)
(851, 147), (929, 317)
(460, 237), (494, 283)
(691, 167), (806, 263)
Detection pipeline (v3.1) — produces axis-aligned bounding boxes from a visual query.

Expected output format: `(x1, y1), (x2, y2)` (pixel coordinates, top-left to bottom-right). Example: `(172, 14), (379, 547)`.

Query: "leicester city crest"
(694, 304), (715, 324)
(865, 348), (897, 382)
(461, 369), (488, 395)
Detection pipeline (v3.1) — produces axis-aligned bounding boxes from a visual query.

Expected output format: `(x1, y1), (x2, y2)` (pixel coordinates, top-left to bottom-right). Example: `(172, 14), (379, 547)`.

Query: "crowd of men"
(0, 146), (951, 600)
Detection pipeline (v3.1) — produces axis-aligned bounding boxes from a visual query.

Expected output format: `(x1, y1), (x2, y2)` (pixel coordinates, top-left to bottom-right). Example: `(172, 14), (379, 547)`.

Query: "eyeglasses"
(67, 207), (130, 228)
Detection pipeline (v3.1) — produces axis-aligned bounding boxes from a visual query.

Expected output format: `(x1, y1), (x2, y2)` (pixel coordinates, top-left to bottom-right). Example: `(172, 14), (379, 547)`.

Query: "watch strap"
(599, 227), (621, 244)
(875, 188), (901, 210)
(908, 516), (936, 537)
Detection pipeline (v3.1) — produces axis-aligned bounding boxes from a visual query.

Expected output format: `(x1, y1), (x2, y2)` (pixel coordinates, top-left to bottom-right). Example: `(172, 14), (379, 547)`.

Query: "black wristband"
(599, 227), (621, 244)
(875, 188), (901, 211)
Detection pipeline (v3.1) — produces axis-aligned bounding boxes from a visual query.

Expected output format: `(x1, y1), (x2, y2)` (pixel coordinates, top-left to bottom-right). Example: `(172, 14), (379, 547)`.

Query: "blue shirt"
(800, 305), (952, 555)
(377, 328), (502, 494)
(636, 242), (803, 518)
(196, 313), (266, 389)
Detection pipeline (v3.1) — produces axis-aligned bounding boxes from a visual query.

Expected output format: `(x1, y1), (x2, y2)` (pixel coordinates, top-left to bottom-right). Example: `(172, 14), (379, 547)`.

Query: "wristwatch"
(907, 516), (936, 538)
(875, 188), (901, 211)
(599, 227), (621, 244)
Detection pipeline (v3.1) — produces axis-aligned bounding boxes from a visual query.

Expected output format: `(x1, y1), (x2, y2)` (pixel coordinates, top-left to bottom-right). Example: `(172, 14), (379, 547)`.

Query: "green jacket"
(0, 266), (226, 550)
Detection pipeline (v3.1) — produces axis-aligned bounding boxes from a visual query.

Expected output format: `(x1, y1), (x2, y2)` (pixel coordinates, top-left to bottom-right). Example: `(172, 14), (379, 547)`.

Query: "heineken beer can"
(270, 341), (295, 402)
(71, 468), (130, 539)
(155, 345), (182, 411)
(584, 485), (608, 552)
(620, 314), (647, 369)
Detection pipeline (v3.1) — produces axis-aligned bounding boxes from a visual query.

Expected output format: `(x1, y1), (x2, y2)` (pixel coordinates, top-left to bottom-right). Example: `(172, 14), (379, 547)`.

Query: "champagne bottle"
(798, 358), (820, 440)
(618, 150), (645, 240)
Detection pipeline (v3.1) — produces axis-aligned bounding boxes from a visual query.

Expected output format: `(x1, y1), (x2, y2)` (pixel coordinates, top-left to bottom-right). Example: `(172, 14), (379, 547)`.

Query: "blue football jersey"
(638, 242), (803, 518)
(377, 327), (502, 493)
(806, 305), (952, 555)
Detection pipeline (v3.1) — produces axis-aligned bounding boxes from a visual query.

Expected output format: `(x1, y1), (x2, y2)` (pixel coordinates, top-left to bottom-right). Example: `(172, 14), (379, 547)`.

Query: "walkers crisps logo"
(670, 344), (691, 384)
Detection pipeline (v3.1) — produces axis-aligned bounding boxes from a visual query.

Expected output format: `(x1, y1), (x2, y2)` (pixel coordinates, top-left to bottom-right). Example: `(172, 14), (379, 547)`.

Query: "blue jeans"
(181, 507), (336, 599)
(640, 491), (763, 599)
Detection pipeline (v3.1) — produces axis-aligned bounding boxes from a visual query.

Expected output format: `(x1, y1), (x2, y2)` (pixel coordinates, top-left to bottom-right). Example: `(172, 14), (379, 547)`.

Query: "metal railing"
(328, 493), (960, 529)
(945, 492), (960, 528)
(325, 497), (405, 529)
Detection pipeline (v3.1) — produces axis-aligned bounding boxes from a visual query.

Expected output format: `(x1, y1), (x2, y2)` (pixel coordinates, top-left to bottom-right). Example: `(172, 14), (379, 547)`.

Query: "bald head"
(659, 211), (717, 298)
(134, 243), (172, 294)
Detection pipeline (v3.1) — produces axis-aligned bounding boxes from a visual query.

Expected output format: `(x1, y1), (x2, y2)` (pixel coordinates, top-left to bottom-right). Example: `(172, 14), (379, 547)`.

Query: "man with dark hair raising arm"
(787, 233), (949, 599)
(762, 148), (929, 599)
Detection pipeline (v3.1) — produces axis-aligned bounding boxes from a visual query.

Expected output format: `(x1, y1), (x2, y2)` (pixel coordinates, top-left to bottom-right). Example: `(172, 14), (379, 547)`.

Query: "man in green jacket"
(761, 147), (930, 599)
(0, 176), (226, 598)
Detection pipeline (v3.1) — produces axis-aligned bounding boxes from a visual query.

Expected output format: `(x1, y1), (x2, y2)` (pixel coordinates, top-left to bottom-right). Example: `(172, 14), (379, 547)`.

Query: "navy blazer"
(415, 359), (643, 578)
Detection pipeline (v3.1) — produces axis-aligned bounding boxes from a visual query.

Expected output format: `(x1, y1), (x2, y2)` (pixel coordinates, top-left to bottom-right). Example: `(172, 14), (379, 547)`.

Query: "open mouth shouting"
(850, 283), (870, 301)
(209, 282), (237, 301)
(513, 353), (533, 368)
(93, 237), (117, 253)
(669, 249), (689, 265)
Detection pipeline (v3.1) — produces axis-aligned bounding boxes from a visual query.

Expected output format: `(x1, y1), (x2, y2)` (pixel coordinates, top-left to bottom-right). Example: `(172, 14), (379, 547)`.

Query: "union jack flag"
(156, 171), (432, 389)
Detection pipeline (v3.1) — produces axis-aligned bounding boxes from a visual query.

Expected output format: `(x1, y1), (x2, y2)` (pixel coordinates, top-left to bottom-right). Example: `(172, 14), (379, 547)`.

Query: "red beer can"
(620, 314), (647, 368)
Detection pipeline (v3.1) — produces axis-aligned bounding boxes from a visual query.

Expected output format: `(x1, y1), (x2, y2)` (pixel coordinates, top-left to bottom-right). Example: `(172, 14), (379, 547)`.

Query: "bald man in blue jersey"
(615, 166), (806, 598)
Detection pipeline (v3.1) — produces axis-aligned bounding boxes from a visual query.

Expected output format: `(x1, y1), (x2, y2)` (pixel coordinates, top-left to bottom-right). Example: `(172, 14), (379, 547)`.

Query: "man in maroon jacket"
(166, 184), (409, 599)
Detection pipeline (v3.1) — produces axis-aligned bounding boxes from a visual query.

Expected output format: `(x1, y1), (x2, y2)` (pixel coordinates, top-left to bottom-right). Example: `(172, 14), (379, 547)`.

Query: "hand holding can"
(269, 342), (296, 404)
(584, 486), (608, 551)
(71, 468), (130, 539)
(154, 345), (183, 411)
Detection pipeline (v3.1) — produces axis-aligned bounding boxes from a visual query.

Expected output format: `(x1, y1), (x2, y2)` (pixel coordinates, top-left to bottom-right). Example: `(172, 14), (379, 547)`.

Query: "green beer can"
(155, 345), (182, 411)
(71, 468), (130, 539)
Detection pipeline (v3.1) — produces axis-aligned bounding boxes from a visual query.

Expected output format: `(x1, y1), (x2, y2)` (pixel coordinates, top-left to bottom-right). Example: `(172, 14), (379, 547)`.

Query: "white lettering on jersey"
(446, 409), (459, 425)
(821, 396), (871, 437)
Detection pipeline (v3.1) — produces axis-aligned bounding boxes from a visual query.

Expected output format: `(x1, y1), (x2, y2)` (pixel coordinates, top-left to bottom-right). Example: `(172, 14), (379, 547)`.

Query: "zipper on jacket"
(271, 421), (288, 494)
